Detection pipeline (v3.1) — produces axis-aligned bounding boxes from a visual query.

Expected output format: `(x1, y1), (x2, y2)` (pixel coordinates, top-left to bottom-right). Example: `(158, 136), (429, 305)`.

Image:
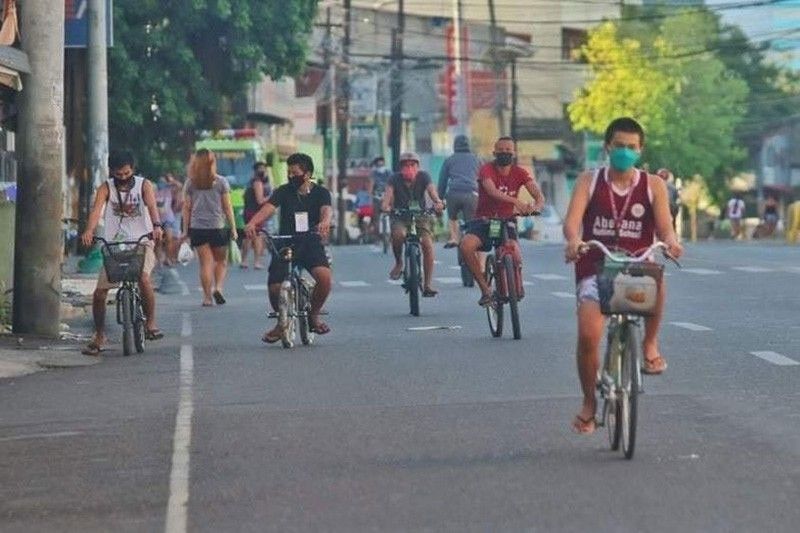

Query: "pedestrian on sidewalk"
(656, 168), (680, 233)
(80, 150), (164, 356)
(438, 135), (481, 248)
(726, 193), (746, 239)
(182, 149), (238, 307)
(241, 161), (273, 270)
(155, 176), (178, 266)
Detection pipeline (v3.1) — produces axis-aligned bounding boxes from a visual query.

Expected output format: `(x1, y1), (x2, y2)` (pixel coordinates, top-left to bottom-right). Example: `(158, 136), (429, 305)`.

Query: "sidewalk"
(0, 334), (101, 379)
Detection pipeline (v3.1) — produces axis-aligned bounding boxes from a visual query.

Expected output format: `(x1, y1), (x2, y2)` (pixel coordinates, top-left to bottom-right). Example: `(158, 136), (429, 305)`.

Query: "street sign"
(65, 0), (114, 48)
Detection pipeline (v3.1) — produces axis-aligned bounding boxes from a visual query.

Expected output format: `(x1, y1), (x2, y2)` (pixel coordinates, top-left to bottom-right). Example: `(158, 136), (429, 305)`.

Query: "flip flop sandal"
(309, 321), (331, 335)
(239, 264), (249, 270)
(81, 341), (104, 356)
(643, 356), (668, 375)
(422, 288), (438, 297)
(212, 291), (226, 305)
(262, 329), (282, 344)
(478, 294), (494, 307)
(572, 414), (597, 435)
(389, 269), (403, 281)
(444, 241), (458, 249)
(202, 301), (214, 307)
(145, 329), (164, 341)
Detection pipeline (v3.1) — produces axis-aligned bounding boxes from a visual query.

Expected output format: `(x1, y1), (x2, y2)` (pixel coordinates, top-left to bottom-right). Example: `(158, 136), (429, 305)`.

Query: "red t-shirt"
(475, 163), (533, 219)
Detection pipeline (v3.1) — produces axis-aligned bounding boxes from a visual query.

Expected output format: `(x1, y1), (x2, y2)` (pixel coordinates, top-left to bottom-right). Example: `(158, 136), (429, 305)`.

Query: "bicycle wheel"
(605, 326), (623, 450)
(458, 248), (474, 287)
(298, 277), (315, 346)
(120, 289), (135, 356)
(133, 292), (145, 354)
(485, 255), (503, 337)
(279, 284), (296, 349)
(503, 255), (522, 340)
(621, 321), (641, 459)
(381, 216), (390, 254)
(407, 244), (421, 316)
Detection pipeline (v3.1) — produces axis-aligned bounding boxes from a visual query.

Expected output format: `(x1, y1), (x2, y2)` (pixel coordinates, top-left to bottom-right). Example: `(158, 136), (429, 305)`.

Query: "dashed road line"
(181, 313), (192, 338)
(551, 291), (574, 299)
(682, 268), (724, 275)
(532, 273), (568, 281)
(435, 277), (464, 284)
(244, 284), (268, 291)
(0, 431), (83, 443)
(732, 266), (775, 273)
(750, 351), (800, 367)
(165, 338), (194, 533)
(339, 281), (371, 288)
(387, 279), (403, 286)
(670, 321), (712, 332)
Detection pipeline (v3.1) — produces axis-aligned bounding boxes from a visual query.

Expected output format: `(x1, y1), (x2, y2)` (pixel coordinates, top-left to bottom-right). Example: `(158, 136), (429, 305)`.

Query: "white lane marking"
(407, 325), (462, 331)
(433, 260), (442, 265)
(339, 281), (371, 288)
(165, 344), (194, 533)
(782, 267), (800, 274)
(449, 266), (462, 270)
(682, 268), (723, 275)
(387, 279), (403, 286)
(732, 266), (775, 273)
(551, 291), (574, 299)
(0, 431), (83, 442)
(532, 273), (568, 281)
(435, 277), (463, 284)
(522, 281), (534, 286)
(181, 313), (192, 338)
(177, 279), (189, 296)
(750, 351), (800, 366)
(244, 284), (268, 291)
(670, 321), (712, 332)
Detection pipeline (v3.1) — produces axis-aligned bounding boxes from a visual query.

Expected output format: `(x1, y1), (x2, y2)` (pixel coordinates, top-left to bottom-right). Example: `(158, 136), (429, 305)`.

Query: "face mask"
(289, 174), (305, 188)
(113, 175), (134, 189)
(494, 153), (514, 167)
(609, 147), (640, 172)
(401, 166), (417, 181)
(256, 170), (266, 178)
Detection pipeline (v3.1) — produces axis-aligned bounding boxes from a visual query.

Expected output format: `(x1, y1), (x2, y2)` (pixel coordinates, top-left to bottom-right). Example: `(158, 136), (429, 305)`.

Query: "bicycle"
(262, 231), (319, 348)
(582, 240), (678, 460)
(374, 192), (391, 254)
(483, 215), (537, 340)
(94, 234), (152, 356)
(456, 222), (474, 288)
(392, 206), (437, 317)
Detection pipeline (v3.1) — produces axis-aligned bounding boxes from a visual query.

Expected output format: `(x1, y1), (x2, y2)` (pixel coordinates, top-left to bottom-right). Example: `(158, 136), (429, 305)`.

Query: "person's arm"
(254, 180), (267, 205)
(480, 176), (529, 212)
(381, 184), (395, 213)
(425, 182), (445, 213)
(142, 180), (164, 242)
(649, 175), (683, 259)
(437, 160), (449, 199)
(318, 194), (333, 240)
(220, 191), (238, 241)
(81, 182), (110, 246)
(523, 173), (546, 212)
(563, 171), (593, 262)
(244, 193), (278, 238)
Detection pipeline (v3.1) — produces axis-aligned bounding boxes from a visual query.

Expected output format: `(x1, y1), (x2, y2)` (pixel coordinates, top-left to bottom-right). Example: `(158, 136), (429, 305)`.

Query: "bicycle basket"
(102, 243), (146, 283)
(597, 260), (663, 316)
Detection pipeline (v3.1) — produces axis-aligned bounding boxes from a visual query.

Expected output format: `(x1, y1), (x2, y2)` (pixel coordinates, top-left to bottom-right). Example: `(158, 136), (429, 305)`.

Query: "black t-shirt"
(268, 183), (332, 234)
(389, 171), (432, 209)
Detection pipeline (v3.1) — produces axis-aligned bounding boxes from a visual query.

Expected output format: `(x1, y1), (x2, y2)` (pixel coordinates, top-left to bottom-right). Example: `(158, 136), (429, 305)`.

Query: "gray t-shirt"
(184, 176), (231, 229)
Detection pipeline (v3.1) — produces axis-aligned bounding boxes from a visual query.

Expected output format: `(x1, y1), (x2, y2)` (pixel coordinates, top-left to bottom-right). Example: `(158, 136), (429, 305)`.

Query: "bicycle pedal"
(267, 312), (278, 318)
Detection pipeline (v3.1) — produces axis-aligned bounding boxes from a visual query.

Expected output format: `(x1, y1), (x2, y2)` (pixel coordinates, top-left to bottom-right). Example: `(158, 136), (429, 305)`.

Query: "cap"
(399, 151), (420, 164)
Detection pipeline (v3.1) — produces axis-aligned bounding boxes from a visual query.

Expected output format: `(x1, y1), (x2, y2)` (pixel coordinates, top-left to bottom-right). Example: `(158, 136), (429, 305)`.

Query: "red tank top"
(575, 167), (655, 281)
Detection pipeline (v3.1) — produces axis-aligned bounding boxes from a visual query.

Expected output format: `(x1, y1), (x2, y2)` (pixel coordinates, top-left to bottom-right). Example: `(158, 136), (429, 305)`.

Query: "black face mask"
(113, 175), (134, 189)
(289, 174), (305, 189)
(256, 170), (266, 179)
(494, 153), (514, 167)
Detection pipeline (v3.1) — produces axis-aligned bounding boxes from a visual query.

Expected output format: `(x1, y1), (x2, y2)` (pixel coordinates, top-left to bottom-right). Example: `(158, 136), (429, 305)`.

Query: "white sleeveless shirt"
(104, 176), (154, 241)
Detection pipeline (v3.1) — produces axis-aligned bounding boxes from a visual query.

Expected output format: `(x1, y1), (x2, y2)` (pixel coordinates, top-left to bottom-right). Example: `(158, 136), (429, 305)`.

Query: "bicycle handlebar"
(580, 240), (680, 267)
(391, 207), (439, 216)
(93, 233), (153, 247)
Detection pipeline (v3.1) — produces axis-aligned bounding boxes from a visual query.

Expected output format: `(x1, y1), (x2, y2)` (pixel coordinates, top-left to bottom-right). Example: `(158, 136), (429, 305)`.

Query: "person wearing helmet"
(381, 151), (445, 297)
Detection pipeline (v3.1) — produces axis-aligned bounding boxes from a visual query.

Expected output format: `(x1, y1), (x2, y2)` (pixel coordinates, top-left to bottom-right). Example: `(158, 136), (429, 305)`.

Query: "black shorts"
(189, 228), (231, 248)
(268, 234), (330, 284)
(464, 219), (518, 252)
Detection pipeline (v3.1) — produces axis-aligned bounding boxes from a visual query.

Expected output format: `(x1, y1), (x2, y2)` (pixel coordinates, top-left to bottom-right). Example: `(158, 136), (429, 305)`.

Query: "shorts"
(162, 219), (180, 235)
(764, 213), (779, 225)
(189, 228), (231, 248)
(96, 244), (156, 291)
(464, 219), (518, 252)
(391, 215), (434, 238)
(446, 191), (478, 222)
(576, 275), (600, 305)
(268, 234), (330, 285)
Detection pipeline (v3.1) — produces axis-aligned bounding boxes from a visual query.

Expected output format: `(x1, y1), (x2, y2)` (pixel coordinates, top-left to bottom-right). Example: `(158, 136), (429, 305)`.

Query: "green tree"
(109, 0), (319, 176)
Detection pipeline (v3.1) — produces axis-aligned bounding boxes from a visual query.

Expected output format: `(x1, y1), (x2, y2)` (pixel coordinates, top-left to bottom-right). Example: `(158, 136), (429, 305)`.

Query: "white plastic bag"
(178, 241), (194, 265)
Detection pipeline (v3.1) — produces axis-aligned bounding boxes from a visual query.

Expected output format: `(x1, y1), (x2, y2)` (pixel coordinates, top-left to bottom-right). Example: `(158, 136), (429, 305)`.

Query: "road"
(1, 241), (799, 532)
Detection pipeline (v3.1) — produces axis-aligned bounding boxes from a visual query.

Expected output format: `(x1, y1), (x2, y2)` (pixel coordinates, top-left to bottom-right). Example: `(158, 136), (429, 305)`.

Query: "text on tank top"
(104, 176), (154, 241)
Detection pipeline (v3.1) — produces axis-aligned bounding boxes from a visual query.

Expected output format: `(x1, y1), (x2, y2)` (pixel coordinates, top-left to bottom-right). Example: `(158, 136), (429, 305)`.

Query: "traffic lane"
(0, 310), (187, 531)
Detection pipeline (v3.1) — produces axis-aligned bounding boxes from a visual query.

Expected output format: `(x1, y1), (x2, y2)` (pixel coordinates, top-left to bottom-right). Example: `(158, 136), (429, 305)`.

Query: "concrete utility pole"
(336, 0), (351, 244)
(452, 0), (469, 137)
(13, 0), (66, 336)
(88, 0), (109, 191)
(389, 0), (405, 170)
(487, 0), (505, 135)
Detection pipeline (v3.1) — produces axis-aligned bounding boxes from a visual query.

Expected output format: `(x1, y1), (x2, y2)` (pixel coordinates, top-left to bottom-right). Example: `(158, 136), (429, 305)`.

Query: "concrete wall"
(0, 202), (14, 292)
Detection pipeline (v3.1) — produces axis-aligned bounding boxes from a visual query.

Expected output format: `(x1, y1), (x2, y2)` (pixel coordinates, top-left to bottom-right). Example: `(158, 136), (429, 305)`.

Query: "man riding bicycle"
(381, 151), (445, 297)
(563, 117), (683, 434)
(460, 136), (545, 306)
(80, 150), (164, 356)
(244, 152), (333, 341)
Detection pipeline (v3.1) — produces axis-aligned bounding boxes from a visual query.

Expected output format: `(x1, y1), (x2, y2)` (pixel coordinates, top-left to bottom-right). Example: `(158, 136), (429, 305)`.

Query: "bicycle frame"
(487, 218), (524, 300)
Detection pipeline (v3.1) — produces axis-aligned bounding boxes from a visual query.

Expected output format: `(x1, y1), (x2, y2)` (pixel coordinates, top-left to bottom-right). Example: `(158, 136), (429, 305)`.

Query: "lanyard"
(607, 171), (636, 241)
(114, 180), (133, 225)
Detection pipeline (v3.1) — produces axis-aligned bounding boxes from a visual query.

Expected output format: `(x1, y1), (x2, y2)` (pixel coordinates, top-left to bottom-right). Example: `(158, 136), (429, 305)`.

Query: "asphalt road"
(1, 240), (799, 532)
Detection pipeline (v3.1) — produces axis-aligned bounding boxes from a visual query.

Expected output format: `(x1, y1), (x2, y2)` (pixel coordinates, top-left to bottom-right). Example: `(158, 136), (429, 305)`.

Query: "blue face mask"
(609, 147), (640, 172)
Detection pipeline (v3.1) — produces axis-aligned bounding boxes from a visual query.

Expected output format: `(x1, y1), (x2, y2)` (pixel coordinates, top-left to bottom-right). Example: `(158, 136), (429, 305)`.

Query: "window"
(562, 28), (588, 62)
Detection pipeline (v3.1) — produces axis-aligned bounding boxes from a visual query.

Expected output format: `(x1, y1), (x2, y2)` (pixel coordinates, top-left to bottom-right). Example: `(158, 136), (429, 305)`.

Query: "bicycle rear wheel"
(406, 244), (421, 316)
(503, 255), (521, 340)
(120, 289), (135, 356)
(485, 255), (503, 337)
(298, 277), (315, 346)
(133, 292), (145, 354)
(621, 322), (641, 459)
(279, 284), (297, 349)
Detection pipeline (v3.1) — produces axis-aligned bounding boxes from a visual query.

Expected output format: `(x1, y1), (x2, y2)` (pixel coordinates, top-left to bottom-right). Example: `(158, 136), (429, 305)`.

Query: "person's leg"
(420, 234), (436, 292)
(240, 237), (251, 268)
(254, 234), (265, 269)
(195, 244), (214, 304)
(309, 266), (333, 330)
(389, 223), (406, 278)
(460, 233), (491, 297)
(139, 273), (158, 332)
(643, 279), (667, 373)
(211, 245), (228, 295)
(91, 288), (110, 342)
(575, 299), (605, 432)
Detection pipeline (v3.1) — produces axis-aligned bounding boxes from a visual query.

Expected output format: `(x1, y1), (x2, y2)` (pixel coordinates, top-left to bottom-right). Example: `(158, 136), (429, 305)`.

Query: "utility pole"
(88, 0), (109, 192)
(13, 0), (66, 336)
(336, 0), (351, 244)
(487, 0), (505, 135)
(389, 0), (405, 170)
(510, 58), (518, 141)
(452, 0), (468, 137)
(321, 7), (333, 186)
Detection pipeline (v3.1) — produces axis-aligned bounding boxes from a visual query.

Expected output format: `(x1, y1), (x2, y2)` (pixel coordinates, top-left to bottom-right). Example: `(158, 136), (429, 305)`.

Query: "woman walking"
(182, 149), (238, 306)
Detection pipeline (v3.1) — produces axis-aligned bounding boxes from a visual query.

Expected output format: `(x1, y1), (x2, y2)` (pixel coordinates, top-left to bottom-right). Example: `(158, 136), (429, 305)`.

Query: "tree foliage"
(568, 4), (799, 203)
(108, 0), (319, 176)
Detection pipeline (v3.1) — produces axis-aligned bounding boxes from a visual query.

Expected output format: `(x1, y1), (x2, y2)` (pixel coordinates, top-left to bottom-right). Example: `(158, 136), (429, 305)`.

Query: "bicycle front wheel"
(279, 285), (297, 349)
(298, 278), (315, 346)
(133, 292), (145, 353)
(485, 255), (503, 337)
(621, 321), (642, 459)
(407, 244), (421, 316)
(503, 255), (521, 340)
(605, 326), (623, 450)
(120, 289), (135, 356)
